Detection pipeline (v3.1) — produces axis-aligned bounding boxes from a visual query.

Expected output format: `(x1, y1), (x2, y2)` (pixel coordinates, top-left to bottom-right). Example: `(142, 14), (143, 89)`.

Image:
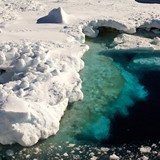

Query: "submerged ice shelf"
(51, 30), (149, 144)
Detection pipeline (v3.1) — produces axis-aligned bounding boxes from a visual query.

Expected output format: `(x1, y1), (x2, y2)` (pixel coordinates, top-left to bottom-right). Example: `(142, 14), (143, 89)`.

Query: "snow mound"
(37, 7), (70, 24)
(0, 40), (88, 146)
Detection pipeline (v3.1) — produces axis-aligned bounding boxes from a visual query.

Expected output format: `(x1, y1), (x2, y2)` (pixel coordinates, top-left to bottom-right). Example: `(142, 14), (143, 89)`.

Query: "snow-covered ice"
(0, 40), (88, 146)
(0, 0), (160, 146)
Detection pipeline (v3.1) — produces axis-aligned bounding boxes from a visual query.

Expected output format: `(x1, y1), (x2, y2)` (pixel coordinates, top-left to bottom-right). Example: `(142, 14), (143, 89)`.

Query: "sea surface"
(0, 29), (160, 160)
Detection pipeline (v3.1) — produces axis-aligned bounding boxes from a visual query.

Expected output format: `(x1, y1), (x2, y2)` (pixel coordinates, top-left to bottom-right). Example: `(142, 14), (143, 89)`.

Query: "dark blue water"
(108, 71), (160, 144)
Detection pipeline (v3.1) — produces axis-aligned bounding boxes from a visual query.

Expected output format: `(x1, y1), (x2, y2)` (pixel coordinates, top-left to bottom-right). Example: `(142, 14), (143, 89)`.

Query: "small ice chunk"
(68, 143), (75, 147)
(100, 147), (110, 152)
(26, 154), (30, 158)
(63, 153), (68, 157)
(6, 149), (14, 157)
(139, 146), (151, 153)
(151, 143), (157, 148)
(34, 147), (41, 154)
(89, 152), (95, 156)
(109, 154), (120, 160)
(72, 154), (80, 159)
(141, 156), (149, 160)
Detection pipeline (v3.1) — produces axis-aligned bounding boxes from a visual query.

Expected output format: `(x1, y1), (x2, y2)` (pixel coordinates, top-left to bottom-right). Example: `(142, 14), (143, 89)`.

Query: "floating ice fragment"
(141, 156), (149, 160)
(68, 143), (75, 147)
(139, 146), (151, 153)
(109, 154), (120, 160)
(100, 147), (110, 152)
(6, 149), (14, 157)
(63, 152), (68, 157)
(90, 156), (98, 160)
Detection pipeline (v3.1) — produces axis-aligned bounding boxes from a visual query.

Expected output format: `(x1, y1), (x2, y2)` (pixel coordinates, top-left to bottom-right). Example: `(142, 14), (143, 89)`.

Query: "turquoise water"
(56, 40), (125, 142)
(54, 30), (148, 144)
(0, 29), (152, 159)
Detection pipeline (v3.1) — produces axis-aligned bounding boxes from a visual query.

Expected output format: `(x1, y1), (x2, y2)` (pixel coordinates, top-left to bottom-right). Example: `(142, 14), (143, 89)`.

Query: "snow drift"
(37, 7), (70, 24)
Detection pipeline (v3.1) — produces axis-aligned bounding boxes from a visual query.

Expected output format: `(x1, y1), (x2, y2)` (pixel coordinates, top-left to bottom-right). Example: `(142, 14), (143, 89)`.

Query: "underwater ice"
(54, 39), (148, 142)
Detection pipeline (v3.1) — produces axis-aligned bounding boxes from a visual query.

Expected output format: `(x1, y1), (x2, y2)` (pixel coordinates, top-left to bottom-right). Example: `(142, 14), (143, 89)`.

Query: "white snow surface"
(0, 0), (160, 146)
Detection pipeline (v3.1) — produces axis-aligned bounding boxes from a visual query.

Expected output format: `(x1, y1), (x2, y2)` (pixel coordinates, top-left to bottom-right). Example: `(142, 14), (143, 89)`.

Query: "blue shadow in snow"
(37, 8), (62, 24)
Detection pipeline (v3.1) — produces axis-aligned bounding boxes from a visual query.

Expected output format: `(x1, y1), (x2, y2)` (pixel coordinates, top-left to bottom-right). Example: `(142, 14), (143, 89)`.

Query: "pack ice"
(0, 41), (88, 146)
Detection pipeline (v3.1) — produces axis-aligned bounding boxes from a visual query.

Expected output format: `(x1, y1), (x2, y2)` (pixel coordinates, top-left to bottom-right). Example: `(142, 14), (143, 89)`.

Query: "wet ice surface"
(1, 29), (160, 160)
